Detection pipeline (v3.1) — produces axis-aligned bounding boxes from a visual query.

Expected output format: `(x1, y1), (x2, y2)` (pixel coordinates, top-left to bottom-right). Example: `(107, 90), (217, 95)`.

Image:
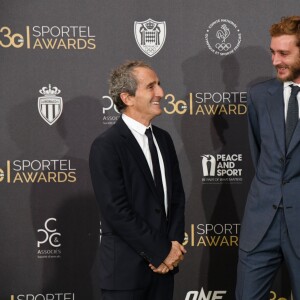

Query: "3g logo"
(0, 168), (5, 182)
(164, 94), (189, 115)
(0, 26), (24, 48)
(37, 218), (61, 248)
(270, 291), (293, 300)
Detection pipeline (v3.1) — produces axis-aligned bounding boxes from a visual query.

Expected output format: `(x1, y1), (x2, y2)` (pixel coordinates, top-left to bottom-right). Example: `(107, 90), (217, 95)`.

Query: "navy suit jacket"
(239, 78), (300, 257)
(89, 117), (185, 290)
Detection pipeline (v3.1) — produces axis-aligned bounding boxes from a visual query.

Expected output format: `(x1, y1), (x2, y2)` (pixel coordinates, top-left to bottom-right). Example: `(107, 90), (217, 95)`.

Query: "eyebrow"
(146, 80), (160, 87)
(270, 47), (290, 53)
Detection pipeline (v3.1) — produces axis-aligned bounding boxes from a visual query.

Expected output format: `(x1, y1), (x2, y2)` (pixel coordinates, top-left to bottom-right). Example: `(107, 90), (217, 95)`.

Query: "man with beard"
(236, 16), (300, 299)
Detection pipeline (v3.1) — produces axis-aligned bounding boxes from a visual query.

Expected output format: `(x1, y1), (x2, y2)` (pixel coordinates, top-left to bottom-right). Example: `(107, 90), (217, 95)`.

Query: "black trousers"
(101, 273), (174, 300)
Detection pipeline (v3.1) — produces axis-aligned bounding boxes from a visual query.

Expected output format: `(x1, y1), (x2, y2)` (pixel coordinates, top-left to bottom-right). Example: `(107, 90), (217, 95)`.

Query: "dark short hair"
(270, 16), (300, 48)
(108, 60), (152, 113)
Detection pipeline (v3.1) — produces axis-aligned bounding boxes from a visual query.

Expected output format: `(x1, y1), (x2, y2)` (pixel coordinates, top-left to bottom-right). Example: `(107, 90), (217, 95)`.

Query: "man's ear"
(120, 92), (133, 106)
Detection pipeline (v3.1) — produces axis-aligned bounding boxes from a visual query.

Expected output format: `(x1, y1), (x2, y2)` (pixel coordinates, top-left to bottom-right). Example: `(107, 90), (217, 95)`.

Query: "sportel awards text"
(183, 223), (240, 247)
(163, 92), (247, 115)
(1, 160), (76, 183)
(0, 26), (96, 50)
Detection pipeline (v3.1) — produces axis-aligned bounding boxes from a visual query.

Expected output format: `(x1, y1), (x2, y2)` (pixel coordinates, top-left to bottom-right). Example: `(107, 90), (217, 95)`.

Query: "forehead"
(133, 67), (159, 85)
(270, 34), (298, 50)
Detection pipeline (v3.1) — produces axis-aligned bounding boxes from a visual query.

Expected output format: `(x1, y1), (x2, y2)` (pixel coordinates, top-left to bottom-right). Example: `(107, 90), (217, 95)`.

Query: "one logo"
(134, 18), (166, 57)
(37, 218), (61, 247)
(205, 19), (241, 56)
(38, 84), (63, 125)
(0, 168), (4, 182)
(201, 155), (216, 176)
(185, 289), (227, 300)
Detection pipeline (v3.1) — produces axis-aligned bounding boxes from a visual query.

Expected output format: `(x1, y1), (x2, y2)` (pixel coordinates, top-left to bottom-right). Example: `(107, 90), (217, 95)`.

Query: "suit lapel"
(287, 119), (300, 154)
(116, 118), (163, 204)
(266, 82), (285, 155)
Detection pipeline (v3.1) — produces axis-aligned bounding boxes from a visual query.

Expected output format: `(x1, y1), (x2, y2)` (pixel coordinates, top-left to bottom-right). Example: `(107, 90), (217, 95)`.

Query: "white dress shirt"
(122, 114), (168, 214)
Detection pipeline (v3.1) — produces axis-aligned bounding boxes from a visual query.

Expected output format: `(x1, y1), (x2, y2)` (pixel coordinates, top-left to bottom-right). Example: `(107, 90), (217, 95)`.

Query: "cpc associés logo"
(37, 218), (62, 259)
(205, 19), (241, 56)
(101, 95), (120, 125)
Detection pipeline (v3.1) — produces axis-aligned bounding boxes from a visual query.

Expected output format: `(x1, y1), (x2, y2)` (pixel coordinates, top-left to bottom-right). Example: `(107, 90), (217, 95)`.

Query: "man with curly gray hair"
(108, 61), (152, 113)
(90, 60), (186, 300)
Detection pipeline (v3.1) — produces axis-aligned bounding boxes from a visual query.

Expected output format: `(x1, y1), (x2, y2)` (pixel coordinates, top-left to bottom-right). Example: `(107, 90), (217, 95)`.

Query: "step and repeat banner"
(0, 1), (297, 299)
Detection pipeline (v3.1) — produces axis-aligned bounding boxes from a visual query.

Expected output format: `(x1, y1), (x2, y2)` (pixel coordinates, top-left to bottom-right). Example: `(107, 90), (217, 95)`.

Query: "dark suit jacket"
(239, 78), (300, 257)
(89, 117), (185, 290)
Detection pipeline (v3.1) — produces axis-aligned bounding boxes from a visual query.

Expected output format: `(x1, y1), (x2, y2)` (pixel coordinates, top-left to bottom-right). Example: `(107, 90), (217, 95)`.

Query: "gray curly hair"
(108, 60), (152, 112)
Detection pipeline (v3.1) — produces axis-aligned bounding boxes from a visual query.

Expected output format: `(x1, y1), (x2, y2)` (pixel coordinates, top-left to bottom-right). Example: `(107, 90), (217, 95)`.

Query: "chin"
(154, 108), (162, 115)
(277, 72), (292, 82)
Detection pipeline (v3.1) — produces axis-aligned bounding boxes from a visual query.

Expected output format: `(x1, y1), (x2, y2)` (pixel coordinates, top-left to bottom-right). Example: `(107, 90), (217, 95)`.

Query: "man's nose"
(156, 85), (164, 97)
(272, 53), (281, 66)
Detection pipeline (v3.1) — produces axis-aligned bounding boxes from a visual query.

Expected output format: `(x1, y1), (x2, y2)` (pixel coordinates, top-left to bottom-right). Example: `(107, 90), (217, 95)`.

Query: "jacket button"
(272, 205), (277, 209)
(282, 180), (289, 185)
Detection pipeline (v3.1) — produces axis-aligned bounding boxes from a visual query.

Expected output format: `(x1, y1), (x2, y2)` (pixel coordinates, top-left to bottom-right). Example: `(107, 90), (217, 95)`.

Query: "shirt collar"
(284, 81), (300, 88)
(122, 113), (151, 135)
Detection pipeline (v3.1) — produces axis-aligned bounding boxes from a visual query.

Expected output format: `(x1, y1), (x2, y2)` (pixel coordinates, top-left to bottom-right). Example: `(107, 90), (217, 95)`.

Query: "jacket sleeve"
(247, 88), (261, 169)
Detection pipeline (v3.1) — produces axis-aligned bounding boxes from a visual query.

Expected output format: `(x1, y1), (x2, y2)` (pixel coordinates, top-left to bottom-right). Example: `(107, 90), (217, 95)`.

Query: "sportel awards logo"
(10, 293), (75, 300)
(183, 223), (240, 248)
(134, 18), (166, 57)
(37, 218), (62, 259)
(163, 92), (247, 116)
(201, 154), (243, 184)
(38, 84), (63, 125)
(0, 25), (96, 50)
(205, 19), (241, 56)
(0, 159), (76, 183)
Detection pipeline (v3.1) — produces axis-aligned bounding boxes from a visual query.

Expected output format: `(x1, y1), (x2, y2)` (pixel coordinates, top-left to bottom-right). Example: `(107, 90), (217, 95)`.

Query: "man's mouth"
(277, 66), (288, 72)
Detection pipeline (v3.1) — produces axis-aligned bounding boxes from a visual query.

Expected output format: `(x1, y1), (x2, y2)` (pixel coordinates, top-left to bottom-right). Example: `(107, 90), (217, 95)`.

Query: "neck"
(123, 111), (152, 127)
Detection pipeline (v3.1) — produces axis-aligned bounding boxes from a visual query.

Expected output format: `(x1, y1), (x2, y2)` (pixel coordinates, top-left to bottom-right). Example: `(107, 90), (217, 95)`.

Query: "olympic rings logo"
(215, 43), (231, 51)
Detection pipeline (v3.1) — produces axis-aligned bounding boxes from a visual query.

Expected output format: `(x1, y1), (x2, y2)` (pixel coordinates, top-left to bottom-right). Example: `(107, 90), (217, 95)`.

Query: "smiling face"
(121, 67), (164, 126)
(270, 34), (300, 83)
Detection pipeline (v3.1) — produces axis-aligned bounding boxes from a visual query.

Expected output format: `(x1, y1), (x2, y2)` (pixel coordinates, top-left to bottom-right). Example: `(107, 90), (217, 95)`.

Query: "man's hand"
(149, 262), (169, 274)
(163, 241), (187, 270)
(148, 241), (186, 274)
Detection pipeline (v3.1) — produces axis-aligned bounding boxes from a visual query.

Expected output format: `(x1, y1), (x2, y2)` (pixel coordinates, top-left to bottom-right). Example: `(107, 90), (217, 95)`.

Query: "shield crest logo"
(38, 84), (63, 125)
(134, 19), (166, 57)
